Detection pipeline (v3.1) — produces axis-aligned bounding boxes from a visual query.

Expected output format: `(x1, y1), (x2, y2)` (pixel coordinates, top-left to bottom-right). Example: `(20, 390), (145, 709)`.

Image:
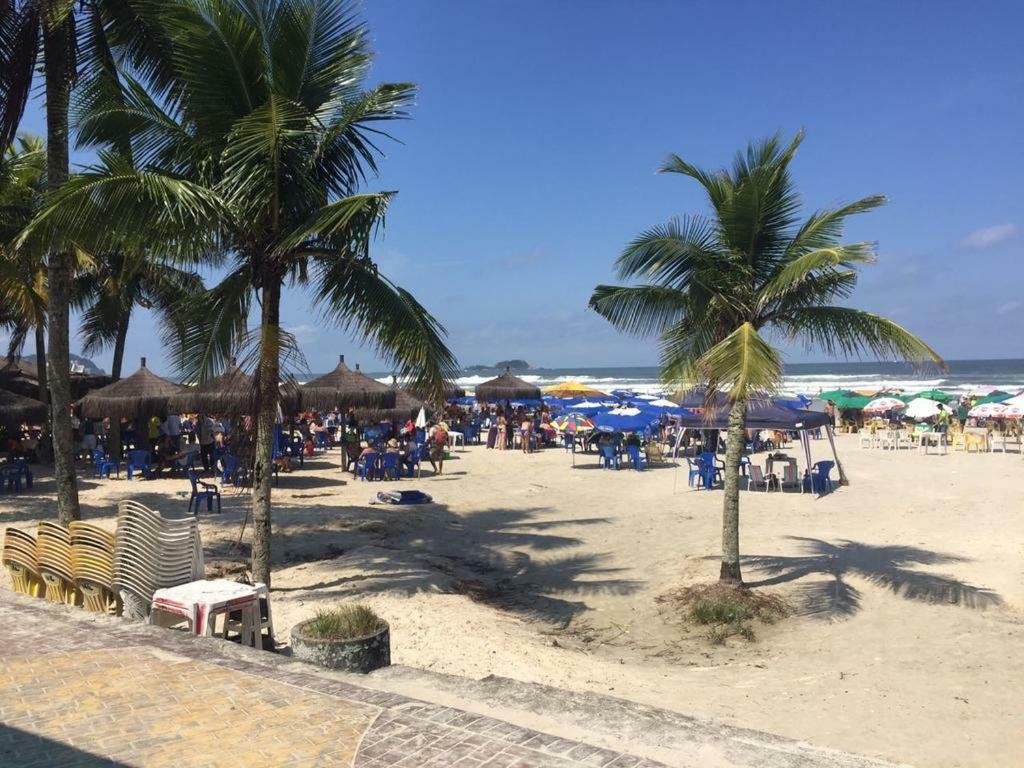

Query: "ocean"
(365, 359), (1024, 398)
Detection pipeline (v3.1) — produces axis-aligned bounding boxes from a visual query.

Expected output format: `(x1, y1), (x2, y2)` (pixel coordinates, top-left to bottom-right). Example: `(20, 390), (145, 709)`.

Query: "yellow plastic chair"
(36, 522), (81, 606)
(3, 528), (44, 597)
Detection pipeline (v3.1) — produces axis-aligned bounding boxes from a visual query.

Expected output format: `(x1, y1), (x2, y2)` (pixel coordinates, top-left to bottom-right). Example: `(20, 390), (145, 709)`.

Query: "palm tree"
(0, 134), (49, 401)
(1, 0), (81, 522)
(590, 132), (942, 584)
(25, 0), (459, 587)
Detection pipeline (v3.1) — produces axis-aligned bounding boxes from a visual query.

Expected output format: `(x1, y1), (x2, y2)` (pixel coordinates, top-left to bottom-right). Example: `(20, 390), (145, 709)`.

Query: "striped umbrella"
(968, 403), (1009, 419)
(550, 414), (595, 433)
(863, 397), (907, 414)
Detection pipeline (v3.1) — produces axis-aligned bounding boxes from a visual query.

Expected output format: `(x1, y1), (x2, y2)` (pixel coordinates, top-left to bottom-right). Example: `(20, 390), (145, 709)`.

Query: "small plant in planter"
(290, 604), (390, 673)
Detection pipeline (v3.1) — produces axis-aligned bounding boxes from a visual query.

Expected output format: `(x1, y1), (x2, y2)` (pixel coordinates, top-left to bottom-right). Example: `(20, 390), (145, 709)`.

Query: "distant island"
(25, 353), (105, 375)
(466, 359), (530, 372)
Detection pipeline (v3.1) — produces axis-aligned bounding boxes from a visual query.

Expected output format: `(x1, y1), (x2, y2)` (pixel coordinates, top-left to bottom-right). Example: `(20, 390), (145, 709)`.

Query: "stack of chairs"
(113, 500), (203, 620)
(2, 527), (43, 597)
(69, 522), (120, 615)
(36, 522), (80, 605)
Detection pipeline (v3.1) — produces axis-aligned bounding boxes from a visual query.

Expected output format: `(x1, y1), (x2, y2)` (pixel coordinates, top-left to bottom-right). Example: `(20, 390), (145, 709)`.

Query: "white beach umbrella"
(1001, 393), (1024, 408)
(968, 403), (1007, 419)
(646, 397), (680, 408)
(863, 397), (906, 414)
(415, 407), (427, 428)
(904, 397), (943, 420)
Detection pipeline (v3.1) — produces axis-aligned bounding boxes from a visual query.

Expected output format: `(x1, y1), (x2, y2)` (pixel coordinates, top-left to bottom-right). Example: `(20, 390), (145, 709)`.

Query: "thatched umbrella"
(168, 358), (304, 415)
(78, 357), (185, 419)
(474, 368), (541, 402)
(299, 354), (396, 412)
(0, 388), (48, 429)
(0, 359), (111, 400)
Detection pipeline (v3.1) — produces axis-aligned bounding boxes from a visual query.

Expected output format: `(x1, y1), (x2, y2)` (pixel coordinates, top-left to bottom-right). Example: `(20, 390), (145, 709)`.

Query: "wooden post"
(825, 424), (849, 486)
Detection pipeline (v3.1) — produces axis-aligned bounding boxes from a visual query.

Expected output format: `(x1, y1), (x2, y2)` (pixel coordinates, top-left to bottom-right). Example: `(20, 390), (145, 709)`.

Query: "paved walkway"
(0, 591), (666, 768)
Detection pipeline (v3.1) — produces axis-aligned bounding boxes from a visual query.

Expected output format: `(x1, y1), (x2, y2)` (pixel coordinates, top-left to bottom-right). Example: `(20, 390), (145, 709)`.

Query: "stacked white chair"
(113, 500), (204, 620)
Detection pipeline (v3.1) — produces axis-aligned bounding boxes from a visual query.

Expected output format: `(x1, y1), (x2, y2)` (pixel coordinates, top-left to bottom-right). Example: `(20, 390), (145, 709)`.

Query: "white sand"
(2, 436), (1022, 767)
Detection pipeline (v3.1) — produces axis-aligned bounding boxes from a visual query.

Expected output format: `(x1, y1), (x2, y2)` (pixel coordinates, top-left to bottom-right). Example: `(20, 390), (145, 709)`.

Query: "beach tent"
(474, 368), (542, 402)
(0, 388), (48, 429)
(300, 355), (396, 411)
(78, 358), (185, 419)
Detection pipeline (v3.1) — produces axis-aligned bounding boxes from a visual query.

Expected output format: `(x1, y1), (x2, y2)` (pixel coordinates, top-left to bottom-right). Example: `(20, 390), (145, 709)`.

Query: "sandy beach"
(2, 436), (1021, 767)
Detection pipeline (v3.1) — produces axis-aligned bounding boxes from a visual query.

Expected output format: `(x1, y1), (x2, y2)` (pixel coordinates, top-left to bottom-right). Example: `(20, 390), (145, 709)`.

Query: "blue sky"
(17, 0), (1024, 375)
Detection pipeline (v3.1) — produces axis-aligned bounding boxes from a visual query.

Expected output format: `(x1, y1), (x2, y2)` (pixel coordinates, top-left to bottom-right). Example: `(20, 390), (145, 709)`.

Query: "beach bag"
(376, 490), (432, 505)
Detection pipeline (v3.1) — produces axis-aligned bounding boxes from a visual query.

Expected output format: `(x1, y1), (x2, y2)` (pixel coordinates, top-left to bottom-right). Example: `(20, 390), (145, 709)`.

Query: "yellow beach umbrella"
(542, 380), (610, 399)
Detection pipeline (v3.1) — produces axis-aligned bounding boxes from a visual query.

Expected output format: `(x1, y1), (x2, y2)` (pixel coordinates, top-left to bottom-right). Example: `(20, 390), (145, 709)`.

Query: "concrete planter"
(290, 619), (391, 673)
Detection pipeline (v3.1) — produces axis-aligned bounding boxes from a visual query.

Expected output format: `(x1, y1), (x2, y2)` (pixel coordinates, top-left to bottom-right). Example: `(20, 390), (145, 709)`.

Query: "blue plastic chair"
(92, 449), (120, 479)
(356, 453), (378, 481)
(811, 461), (835, 496)
(378, 452), (400, 480)
(187, 470), (221, 514)
(284, 441), (305, 468)
(626, 445), (646, 471)
(315, 431), (328, 451)
(219, 454), (247, 486)
(126, 450), (153, 480)
(10, 458), (32, 489)
(600, 445), (620, 470)
(695, 458), (719, 490)
(464, 425), (480, 445)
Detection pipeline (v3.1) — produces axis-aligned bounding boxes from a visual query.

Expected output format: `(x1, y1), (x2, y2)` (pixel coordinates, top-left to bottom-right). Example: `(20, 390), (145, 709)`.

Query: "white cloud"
(995, 300), (1021, 316)
(960, 223), (1017, 249)
(284, 324), (319, 341)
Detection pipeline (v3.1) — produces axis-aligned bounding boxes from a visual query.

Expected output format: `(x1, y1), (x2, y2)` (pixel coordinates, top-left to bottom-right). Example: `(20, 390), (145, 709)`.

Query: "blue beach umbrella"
(593, 407), (659, 434)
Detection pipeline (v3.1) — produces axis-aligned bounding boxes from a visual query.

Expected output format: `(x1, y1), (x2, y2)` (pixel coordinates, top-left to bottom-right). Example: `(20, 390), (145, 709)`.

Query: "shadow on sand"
(743, 536), (1004, 618)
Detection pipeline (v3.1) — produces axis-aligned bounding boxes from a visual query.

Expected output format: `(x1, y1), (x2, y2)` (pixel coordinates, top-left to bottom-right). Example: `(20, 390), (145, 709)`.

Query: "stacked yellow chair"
(2, 528), (44, 596)
(36, 522), (81, 605)
(69, 522), (121, 615)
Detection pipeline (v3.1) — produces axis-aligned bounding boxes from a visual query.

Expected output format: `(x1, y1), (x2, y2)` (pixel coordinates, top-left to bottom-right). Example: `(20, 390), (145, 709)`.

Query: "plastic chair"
(626, 445), (646, 471)
(126, 450), (154, 480)
(378, 452), (400, 481)
(187, 471), (221, 514)
(69, 521), (121, 615)
(747, 464), (771, 491)
(92, 449), (121, 479)
(315, 431), (329, 451)
(810, 461), (835, 496)
(356, 453), (378, 481)
(686, 458), (702, 488)
(219, 454), (248, 486)
(36, 522), (81, 605)
(779, 463), (801, 492)
(695, 458), (718, 490)
(599, 445), (620, 470)
(3, 527), (44, 597)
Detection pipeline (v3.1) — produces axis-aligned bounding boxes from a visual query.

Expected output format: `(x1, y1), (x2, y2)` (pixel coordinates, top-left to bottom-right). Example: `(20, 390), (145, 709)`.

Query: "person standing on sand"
(198, 413), (215, 474)
(429, 422), (448, 474)
(497, 412), (507, 451)
(825, 399), (837, 427)
(521, 417), (532, 453)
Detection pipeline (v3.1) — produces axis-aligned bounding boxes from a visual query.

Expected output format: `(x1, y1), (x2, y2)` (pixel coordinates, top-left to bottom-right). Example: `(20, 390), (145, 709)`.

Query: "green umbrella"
(834, 393), (872, 410)
(818, 389), (854, 402)
(973, 391), (1011, 406)
(910, 389), (954, 404)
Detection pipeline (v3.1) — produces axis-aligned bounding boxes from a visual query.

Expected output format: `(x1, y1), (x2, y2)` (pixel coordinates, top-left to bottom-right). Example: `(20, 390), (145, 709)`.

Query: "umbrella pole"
(825, 424), (849, 486)
(800, 429), (813, 493)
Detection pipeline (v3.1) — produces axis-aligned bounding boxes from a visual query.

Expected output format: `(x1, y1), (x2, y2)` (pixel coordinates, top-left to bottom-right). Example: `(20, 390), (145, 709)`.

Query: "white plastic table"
(150, 579), (259, 646)
(918, 432), (947, 455)
(448, 431), (465, 451)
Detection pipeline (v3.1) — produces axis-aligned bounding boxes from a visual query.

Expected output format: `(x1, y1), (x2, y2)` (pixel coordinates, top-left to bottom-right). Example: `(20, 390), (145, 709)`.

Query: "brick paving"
(0, 592), (667, 768)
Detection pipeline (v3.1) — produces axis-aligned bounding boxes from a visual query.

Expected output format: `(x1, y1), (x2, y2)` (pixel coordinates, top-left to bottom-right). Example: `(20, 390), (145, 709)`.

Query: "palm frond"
(776, 306), (944, 366)
(784, 195), (887, 256)
(756, 243), (875, 311)
(312, 254), (459, 401)
(613, 216), (718, 285)
(0, 1), (40, 149)
(692, 322), (783, 399)
(588, 284), (689, 337)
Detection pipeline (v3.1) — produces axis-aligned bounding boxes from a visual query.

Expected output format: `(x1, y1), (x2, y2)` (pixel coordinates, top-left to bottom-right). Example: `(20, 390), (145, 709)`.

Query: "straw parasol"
(0, 358), (111, 400)
(0, 388), (48, 429)
(78, 358), (185, 419)
(474, 368), (541, 402)
(172, 359), (255, 413)
(299, 354), (396, 411)
(542, 380), (610, 400)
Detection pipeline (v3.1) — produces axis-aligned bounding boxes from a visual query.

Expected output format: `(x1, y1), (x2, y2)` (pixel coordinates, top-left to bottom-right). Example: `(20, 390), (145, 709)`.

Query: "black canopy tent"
(675, 395), (846, 487)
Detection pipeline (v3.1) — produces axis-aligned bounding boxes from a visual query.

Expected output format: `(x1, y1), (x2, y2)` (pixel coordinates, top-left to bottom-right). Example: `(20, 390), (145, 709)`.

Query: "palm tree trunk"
(107, 312), (130, 460)
(251, 275), (282, 589)
(43, 14), (80, 525)
(34, 324), (48, 403)
(719, 398), (748, 584)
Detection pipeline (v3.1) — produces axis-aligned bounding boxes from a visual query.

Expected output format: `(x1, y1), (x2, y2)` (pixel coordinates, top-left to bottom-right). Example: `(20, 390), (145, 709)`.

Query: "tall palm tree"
(25, 0), (459, 587)
(0, 134), (49, 401)
(590, 132), (942, 584)
(1, 0), (80, 522)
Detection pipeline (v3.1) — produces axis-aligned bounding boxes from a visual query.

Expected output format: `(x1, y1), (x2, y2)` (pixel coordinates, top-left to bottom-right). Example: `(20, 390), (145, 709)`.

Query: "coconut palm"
(590, 132), (942, 584)
(25, 0), (459, 587)
(1, 0), (83, 523)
